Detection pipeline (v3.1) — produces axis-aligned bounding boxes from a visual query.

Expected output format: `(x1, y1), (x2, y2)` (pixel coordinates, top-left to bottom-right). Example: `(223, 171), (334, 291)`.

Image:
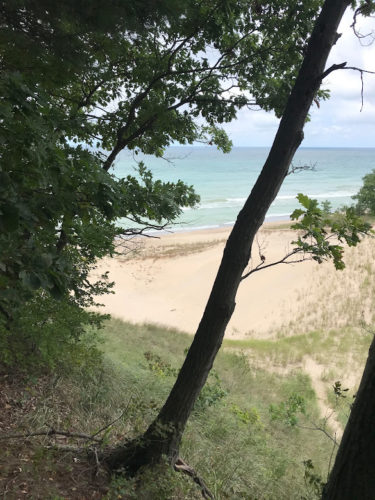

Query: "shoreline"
(126, 214), (292, 238)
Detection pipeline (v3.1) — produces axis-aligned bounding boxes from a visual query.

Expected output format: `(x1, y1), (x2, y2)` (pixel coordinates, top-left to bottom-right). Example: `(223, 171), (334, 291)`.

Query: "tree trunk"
(322, 335), (375, 499)
(105, 0), (350, 473)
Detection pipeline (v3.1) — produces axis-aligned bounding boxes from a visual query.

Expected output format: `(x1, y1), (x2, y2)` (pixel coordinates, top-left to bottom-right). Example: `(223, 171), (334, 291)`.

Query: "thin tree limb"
(241, 249), (310, 281)
(0, 429), (102, 443)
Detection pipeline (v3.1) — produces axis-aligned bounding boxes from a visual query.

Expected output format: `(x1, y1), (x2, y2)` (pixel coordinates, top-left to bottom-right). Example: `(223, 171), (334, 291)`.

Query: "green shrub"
(0, 291), (105, 374)
(269, 393), (306, 427)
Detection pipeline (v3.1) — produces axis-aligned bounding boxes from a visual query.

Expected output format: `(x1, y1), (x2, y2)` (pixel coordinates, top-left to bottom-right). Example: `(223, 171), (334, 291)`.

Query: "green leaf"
(296, 193), (312, 209)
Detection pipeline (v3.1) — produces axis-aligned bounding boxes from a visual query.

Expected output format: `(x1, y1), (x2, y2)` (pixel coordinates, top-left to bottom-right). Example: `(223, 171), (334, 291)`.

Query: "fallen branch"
(0, 428), (102, 443)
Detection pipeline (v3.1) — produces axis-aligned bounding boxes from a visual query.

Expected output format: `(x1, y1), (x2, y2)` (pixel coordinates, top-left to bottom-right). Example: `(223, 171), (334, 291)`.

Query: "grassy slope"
(99, 319), (338, 499)
(1, 318), (347, 499)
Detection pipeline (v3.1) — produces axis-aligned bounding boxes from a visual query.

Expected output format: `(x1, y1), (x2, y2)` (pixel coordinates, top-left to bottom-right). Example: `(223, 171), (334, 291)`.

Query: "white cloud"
(224, 8), (375, 148)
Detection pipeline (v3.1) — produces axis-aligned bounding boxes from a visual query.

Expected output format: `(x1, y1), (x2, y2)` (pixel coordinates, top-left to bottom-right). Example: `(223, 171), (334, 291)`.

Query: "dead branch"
(44, 444), (90, 453)
(174, 457), (214, 500)
(321, 64), (375, 111)
(321, 61), (347, 79)
(287, 162), (317, 175)
(0, 428), (102, 443)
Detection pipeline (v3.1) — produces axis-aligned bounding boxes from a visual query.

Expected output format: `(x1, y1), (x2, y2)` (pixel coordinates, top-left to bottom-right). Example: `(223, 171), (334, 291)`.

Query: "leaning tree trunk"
(105, 0), (351, 474)
(322, 335), (375, 499)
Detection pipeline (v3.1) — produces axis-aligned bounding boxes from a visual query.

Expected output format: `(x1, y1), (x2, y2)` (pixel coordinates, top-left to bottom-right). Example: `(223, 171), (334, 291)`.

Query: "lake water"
(115, 147), (375, 231)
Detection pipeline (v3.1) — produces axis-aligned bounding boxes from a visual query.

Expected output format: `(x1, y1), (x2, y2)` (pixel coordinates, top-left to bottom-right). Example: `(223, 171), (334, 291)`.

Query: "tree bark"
(322, 335), (375, 499)
(105, 0), (351, 473)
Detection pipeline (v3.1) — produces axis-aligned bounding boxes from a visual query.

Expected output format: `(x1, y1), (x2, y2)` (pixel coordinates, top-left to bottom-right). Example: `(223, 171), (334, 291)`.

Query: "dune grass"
(98, 319), (338, 499)
(117, 238), (225, 261)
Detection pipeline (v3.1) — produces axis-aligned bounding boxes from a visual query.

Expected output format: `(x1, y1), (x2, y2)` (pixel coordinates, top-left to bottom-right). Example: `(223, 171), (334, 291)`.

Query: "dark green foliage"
(332, 380), (349, 399)
(0, 292), (104, 372)
(291, 194), (372, 270)
(194, 370), (228, 412)
(143, 350), (227, 412)
(1, 0), (329, 369)
(353, 169), (375, 215)
(105, 460), (199, 499)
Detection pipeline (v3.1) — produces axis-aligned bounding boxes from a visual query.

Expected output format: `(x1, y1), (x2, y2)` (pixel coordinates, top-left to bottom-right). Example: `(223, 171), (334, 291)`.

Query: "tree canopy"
(0, 0), (326, 337)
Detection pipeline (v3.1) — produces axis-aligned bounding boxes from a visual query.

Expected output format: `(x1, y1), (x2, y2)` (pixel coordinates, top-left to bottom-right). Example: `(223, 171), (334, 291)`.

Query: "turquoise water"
(115, 147), (375, 231)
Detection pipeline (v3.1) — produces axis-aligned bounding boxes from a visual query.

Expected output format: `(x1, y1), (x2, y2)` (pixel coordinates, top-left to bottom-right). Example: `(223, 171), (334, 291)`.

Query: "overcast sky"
(223, 9), (375, 148)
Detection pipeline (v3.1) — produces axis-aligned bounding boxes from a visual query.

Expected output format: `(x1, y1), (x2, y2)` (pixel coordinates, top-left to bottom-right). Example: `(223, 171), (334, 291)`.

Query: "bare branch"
(321, 62), (347, 79)
(241, 248), (310, 281)
(299, 422), (339, 445)
(351, 4), (375, 45)
(119, 217), (170, 235)
(321, 64), (375, 111)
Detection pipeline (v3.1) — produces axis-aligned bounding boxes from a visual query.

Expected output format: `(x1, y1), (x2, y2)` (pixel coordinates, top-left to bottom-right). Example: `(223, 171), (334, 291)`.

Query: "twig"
(93, 446), (101, 477)
(241, 249), (310, 281)
(44, 444), (89, 453)
(90, 398), (132, 439)
(297, 422), (338, 445)
(351, 4), (375, 45)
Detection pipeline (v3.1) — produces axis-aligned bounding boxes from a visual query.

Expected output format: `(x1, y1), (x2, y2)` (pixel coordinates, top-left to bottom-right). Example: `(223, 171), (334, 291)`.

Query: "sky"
(222, 9), (375, 148)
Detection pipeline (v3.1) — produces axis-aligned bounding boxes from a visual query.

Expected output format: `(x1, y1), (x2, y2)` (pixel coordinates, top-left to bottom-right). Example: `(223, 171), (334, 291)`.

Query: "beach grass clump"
(118, 238), (225, 261)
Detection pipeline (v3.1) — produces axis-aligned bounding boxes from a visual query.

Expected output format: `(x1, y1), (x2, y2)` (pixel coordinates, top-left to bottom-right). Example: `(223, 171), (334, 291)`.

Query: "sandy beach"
(93, 220), (375, 340)
(94, 222), (331, 339)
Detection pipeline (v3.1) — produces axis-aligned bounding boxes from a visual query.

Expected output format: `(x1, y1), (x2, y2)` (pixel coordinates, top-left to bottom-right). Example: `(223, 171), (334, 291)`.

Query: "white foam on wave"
(277, 191), (355, 200)
(182, 191), (355, 212)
